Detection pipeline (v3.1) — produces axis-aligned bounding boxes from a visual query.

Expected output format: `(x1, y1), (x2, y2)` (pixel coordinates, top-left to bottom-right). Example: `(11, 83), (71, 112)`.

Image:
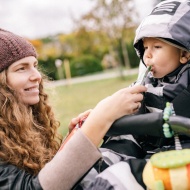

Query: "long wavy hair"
(0, 70), (62, 175)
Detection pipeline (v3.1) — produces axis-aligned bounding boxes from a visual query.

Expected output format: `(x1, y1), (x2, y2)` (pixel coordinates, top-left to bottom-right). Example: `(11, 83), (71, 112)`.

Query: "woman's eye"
(155, 45), (161, 49)
(16, 67), (25, 71)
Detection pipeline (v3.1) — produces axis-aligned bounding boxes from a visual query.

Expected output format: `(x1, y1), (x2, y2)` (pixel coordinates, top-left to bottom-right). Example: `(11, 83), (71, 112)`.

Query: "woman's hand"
(68, 109), (92, 133)
(81, 85), (147, 146)
(92, 85), (146, 121)
(104, 84), (146, 118)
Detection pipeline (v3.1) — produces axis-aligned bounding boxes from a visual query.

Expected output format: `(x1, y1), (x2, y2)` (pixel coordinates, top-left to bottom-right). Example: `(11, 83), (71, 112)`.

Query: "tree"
(75, 0), (139, 74)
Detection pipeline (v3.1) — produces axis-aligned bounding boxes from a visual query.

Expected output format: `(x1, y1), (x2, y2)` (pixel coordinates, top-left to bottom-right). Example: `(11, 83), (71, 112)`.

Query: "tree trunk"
(121, 38), (131, 69)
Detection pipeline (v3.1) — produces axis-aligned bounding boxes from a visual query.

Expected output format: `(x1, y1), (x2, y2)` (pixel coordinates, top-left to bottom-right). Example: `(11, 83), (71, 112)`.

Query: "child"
(79, 0), (190, 189)
(131, 0), (190, 149)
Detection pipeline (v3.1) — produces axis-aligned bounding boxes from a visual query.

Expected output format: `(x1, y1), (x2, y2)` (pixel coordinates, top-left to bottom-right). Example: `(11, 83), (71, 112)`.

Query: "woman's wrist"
(81, 112), (112, 147)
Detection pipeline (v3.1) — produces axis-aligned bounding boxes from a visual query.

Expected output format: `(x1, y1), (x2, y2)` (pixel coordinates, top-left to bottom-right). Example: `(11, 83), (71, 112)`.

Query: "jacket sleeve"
(0, 163), (43, 190)
(39, 129), (102, 190)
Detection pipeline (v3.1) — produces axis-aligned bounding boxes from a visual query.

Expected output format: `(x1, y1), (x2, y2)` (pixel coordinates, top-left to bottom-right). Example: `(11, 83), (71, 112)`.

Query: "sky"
(0, 0), (153, 39)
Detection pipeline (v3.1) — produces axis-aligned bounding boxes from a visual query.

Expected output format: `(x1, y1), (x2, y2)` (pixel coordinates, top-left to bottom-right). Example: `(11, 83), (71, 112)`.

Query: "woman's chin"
(23, 98), (40, 105)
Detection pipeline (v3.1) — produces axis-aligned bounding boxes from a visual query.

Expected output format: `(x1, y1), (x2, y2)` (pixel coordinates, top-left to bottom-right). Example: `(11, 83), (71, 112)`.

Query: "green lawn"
(46, 74), (138, 136)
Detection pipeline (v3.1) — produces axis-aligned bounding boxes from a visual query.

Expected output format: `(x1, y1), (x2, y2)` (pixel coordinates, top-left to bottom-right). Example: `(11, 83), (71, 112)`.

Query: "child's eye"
(144, 46), (148, 50)
(154, 45), (161, 49)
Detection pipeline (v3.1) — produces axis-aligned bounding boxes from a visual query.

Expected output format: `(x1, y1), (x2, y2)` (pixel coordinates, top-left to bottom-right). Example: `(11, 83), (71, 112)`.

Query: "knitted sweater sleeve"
(38, 129), (102, 190)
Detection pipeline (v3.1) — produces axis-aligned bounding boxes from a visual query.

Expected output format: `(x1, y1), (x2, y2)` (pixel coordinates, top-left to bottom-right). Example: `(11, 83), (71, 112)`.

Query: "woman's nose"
(29, 68), (42, 82)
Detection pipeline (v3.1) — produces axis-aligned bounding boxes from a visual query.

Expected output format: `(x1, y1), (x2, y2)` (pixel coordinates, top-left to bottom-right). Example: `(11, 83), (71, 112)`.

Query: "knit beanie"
(0, 28), (37, 72)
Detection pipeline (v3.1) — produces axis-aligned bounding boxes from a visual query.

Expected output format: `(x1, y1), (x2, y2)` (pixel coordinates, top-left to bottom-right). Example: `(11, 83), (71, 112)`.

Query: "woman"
(0, 28), (146, 190)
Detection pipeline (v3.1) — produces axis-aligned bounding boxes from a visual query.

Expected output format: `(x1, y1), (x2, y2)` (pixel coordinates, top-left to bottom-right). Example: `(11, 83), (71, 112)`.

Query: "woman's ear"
(180, 51), (190, 64)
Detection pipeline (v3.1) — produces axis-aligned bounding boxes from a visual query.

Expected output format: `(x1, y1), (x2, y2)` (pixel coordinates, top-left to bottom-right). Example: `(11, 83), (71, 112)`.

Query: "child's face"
(143, 38), (182, 78)
(6, 56), (42, 105)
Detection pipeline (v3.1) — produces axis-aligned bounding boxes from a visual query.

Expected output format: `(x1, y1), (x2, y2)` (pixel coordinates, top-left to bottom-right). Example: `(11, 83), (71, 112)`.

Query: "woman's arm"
(39, 85), (146, 190)
(81, 85), (146, 146)
(0, 130), (100, 190)
(39, 129), (101, 190)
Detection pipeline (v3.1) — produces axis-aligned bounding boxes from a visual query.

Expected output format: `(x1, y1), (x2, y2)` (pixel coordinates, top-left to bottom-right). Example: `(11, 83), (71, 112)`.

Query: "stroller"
(77, 102), (190, 190)
(76, 59), (190, 189)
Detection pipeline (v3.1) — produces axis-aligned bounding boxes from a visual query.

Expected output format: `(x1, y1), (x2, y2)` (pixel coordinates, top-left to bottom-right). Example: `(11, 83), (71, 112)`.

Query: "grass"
(46, 74), (138, 136)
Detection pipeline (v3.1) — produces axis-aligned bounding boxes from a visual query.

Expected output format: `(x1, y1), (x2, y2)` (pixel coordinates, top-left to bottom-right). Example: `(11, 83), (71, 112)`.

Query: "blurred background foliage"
(29, 0), (162, 81)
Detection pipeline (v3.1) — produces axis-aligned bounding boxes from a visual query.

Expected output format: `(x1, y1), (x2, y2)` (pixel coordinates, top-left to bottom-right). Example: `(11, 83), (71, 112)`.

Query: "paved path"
(46, 68), (139, 88)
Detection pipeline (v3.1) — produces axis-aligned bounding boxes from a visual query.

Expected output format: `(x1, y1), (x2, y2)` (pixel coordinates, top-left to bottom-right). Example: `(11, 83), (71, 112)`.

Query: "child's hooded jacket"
(133, 0), (190, 116)
(134, 0), (190, 60)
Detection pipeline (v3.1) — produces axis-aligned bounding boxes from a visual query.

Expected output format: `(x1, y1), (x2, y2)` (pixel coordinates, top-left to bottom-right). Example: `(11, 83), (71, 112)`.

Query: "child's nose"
(144, 48), (152, 59)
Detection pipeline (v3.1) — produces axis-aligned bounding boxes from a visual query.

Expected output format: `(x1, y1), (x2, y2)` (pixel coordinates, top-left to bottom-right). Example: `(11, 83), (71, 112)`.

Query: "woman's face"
(7, 56), (42, 105)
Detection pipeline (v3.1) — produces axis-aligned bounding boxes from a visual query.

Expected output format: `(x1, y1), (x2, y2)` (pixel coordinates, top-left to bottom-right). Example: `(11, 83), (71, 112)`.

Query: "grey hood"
(134, 0), (190, 60)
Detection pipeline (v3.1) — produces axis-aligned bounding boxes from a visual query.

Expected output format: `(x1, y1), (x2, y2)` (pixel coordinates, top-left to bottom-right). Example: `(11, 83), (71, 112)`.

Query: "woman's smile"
(7, 56), (42, 105)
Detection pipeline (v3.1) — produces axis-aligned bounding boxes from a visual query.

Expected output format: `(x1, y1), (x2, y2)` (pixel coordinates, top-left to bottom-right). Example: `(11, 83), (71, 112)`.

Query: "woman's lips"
(24, 86), (39, 94)
(25, 87), (38, 91)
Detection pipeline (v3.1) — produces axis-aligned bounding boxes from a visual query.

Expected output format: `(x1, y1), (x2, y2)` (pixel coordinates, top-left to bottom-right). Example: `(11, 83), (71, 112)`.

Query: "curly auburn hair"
(0, 70), (62, 175)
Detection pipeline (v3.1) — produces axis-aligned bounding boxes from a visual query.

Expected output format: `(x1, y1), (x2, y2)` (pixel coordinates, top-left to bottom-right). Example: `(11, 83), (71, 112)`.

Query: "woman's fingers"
(68, 118), (79, 132)
(68, 109), (92, 132)
(77, 109), (92, 119)
(127, 85), (146, 113)
(132, 92), (144, 102)
(119, 85), (146, 115)
(129, 85), (147, 94)
(133, 102), (141, 112)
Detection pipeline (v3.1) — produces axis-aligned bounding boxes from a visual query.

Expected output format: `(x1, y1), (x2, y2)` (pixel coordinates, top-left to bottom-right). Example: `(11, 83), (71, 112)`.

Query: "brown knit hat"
(0, 28), (37, 72)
